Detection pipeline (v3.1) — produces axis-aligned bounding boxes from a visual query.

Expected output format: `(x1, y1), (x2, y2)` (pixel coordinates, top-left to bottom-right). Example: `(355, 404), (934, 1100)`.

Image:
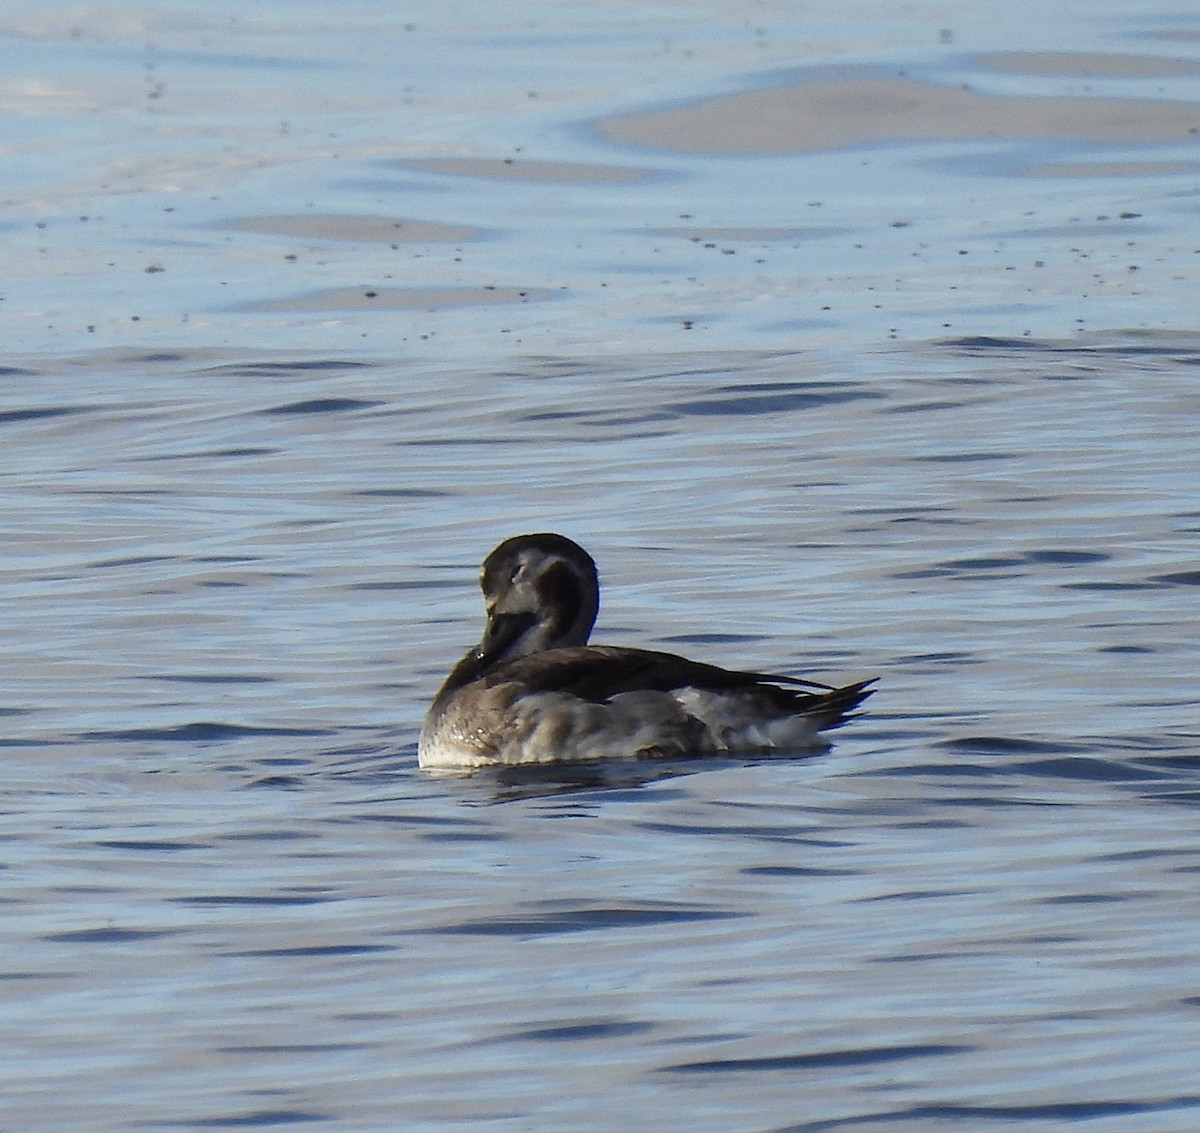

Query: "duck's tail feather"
(807, 678), (877, 731)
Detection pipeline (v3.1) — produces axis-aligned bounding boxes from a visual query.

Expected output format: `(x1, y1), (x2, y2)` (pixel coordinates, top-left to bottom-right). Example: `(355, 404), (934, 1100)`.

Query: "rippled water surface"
(4, 2), (1200, 1130)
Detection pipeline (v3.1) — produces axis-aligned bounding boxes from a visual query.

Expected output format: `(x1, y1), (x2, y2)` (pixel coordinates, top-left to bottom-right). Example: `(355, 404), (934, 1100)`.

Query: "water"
(4, 2), (1200, 1130)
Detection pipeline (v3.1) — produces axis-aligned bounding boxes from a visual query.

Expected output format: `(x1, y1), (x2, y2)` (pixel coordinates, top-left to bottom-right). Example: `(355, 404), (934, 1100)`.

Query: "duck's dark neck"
(531, 559), (597, 651)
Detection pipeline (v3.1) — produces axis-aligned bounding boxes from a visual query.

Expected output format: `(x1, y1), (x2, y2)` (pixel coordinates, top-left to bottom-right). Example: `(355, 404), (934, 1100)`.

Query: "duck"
(418, 533), (875, 770)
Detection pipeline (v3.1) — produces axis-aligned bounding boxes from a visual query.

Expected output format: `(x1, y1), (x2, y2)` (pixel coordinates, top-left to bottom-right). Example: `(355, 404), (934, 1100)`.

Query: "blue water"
(4, 2), (1200, 1130)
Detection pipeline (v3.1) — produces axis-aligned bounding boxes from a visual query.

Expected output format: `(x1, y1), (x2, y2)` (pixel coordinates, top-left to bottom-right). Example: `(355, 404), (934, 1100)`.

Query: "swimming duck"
(418, 533), (875, 770)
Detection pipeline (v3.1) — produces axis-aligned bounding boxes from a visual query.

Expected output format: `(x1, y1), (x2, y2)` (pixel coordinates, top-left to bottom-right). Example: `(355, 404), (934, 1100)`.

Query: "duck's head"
(475, 533), (599, 666)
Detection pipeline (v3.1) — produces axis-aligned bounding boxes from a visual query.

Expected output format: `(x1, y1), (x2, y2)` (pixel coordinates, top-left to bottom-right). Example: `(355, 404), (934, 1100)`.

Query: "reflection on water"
(6, 5), (1200, 355)
(599, 72), (1200, 153)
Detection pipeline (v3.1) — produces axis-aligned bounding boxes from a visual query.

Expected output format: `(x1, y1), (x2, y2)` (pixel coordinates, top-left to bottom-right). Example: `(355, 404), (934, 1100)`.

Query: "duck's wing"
(480, 644), (867, 707)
